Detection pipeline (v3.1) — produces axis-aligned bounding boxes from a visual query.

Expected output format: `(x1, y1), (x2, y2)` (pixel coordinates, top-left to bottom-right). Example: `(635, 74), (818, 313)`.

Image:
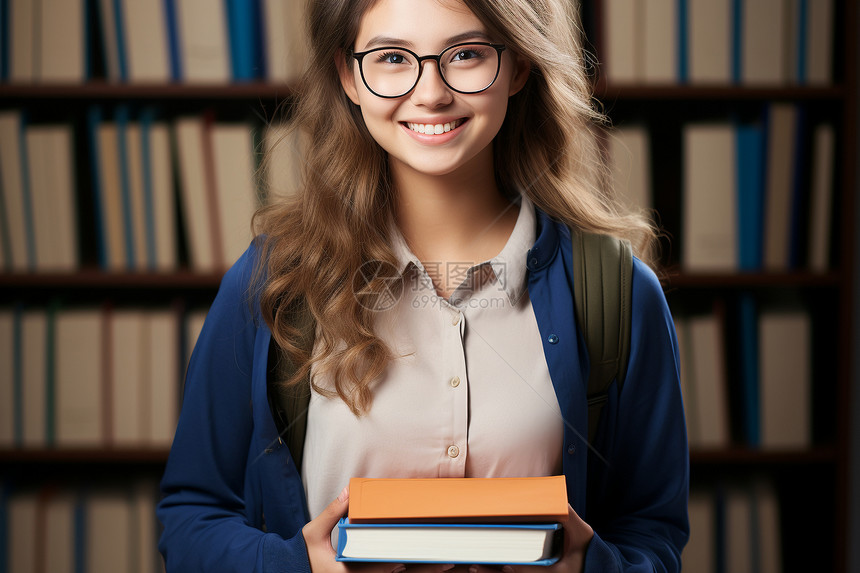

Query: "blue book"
(86, 106), (108, 268)
(735, 121), (765, 270)
(0, 0), (8, 81)
(163, 0), (182, 81)
(796, 0), (808, 82)
(336, 517), (562, 565)
(731, 0), (742, 83)
(677, 0), (688, 83)
(112, 0), (128, 81)
(225, 0), (254, 81)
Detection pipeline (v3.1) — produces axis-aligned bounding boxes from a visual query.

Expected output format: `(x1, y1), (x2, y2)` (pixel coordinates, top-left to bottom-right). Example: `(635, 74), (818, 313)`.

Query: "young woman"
(157, 0), (689, 571)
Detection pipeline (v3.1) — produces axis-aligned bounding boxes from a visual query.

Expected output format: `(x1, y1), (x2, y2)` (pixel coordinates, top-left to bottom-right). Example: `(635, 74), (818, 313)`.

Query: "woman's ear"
(336, 51), (361, 105)
(508, 53), (532, 97)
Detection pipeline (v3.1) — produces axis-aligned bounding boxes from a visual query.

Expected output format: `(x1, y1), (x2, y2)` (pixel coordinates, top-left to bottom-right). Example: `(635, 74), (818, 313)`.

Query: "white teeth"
(407, 119), (462, 134)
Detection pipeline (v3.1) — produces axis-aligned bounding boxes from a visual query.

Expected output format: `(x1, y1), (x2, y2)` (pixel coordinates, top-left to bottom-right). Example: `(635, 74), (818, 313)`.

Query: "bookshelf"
(587, 0), (855, 572)
(0, 1), (855, 572)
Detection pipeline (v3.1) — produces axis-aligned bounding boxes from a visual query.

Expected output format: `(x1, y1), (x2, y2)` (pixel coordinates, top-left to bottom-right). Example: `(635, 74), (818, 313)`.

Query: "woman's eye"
(452, 49), (481, 61)
(377, 51), (408, 65)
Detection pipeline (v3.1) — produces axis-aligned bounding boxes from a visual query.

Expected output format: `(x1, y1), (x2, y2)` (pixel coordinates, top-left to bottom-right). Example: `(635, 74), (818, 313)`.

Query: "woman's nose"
(409, 60), (454, 107)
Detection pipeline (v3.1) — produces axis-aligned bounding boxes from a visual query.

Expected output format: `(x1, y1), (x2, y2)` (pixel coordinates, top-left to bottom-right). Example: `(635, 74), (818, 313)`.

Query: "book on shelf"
(7, 0), (86, 83)
(0, 110), (35, 271)
(119, 0), (172, 83)
(682, 490), (716, 573)
(1, 480), (164, 573)
(606, 125), (652, 215)
(808, 123), (835, 272)
(25, 124), (79, 272)
(687, 0), (732, 84)
(0, 303), (195, 451)
(0, 309), (13, 448)
(682, 480), (781, 573)
(173, 0), (231, 83)
(678, 106), (832, 273)
(763, 104), (800, 271)
(682, 123), (737, 272)
(685, 310), (731, 448)
(262, 0), (309, 83)
(758, 309), (811, 449)
(337, 476), (568, 564)
(599, 0), (833, 86)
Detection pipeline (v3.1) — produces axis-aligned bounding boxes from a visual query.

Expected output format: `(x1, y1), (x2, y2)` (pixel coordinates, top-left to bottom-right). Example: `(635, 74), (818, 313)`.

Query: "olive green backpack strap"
(267, 300), (314, 473)
(571, 231), (634, 445)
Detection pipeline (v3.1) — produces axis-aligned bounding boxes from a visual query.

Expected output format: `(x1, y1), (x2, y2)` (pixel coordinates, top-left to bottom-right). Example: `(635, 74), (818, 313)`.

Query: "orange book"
(347, 476), (569, 524)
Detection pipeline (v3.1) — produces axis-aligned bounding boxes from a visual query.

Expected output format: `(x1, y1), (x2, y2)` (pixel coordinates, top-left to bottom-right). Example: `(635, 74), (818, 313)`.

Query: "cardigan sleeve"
(156, 243), (312, 573)
(582, 258), (690, 573)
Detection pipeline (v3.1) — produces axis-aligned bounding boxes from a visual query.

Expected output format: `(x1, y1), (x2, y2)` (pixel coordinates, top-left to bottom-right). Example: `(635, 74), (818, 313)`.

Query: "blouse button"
(450, 376), (461, 388)
(548, 334), (559, 344)
(447, 445), (460, 458)
(567, 444), (576, 454)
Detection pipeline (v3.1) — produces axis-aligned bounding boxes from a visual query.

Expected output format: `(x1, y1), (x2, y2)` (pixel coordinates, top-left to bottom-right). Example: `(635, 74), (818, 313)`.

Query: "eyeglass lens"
(359, 43), (502, 97)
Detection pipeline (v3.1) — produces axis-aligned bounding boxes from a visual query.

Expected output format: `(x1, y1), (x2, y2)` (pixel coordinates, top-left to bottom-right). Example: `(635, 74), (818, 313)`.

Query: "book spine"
(162, 0), (182, 81)
(86, 106), (108, 269)
(111, 0), (127, 81)
(139, 108), (158, 270)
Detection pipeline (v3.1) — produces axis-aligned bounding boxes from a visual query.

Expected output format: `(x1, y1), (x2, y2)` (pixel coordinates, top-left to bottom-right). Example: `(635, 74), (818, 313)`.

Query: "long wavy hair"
(254, 0), (658, 415)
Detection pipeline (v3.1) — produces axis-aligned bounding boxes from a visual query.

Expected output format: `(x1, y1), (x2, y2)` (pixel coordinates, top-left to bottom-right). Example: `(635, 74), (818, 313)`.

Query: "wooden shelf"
(0, 270), (224, 290)
(594, 83), (846, 101)
(0, 82), (295, 100)
(661, 270), (841, 289)
(0, 448), (169, 464)
(689, 447), (838, 465)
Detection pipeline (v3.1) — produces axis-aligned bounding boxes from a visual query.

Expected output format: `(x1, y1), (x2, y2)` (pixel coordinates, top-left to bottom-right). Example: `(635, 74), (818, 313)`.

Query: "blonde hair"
(254, 0), (658, 414)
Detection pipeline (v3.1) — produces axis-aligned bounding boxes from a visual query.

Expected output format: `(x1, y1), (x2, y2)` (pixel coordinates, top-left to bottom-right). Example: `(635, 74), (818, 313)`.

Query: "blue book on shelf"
(225, 0), (253, 81)
(86, 106), (108, 268)
(112, 0), (128, 81)
(677, 0), (688, 83)
(796, 0), (808, 82)
(731, 0), (742, 83)
(736, 121), (765, 270)
(0, 0), (8, 81)
(336, 518), (562, 565)
(115, 105), (135, 269)
(163, 0), (182, 81)
(738, 294), (759, 446)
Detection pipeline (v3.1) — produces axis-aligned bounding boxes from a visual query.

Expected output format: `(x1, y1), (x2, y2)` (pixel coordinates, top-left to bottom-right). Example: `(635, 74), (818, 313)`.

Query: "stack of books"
(336, 476), (568, 565)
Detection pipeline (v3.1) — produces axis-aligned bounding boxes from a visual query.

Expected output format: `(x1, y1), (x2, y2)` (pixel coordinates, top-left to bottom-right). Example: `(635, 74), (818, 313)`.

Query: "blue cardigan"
(157, 211), (689, 572)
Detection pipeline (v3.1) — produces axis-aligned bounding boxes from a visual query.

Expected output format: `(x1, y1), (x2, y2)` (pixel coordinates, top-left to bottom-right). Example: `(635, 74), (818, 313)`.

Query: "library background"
(0, 0), (856, 572)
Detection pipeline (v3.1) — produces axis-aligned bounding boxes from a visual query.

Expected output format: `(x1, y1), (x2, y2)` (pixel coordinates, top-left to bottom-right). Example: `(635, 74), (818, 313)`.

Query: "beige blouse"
(302, 194), (563, 526)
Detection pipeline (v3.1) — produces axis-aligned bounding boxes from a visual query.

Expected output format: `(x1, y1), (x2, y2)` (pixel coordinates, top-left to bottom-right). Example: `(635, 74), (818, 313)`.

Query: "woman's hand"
(467, 505), (593, 573)
(302, 486), (458, 573)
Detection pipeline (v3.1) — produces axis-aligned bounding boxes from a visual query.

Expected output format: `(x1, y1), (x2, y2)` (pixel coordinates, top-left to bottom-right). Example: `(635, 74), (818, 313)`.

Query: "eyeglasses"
(350, 42), (507, 98)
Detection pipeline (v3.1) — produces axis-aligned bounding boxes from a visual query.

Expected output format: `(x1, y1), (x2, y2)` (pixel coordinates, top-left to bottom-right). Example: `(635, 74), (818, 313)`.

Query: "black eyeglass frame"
(349, 42), (507, 98)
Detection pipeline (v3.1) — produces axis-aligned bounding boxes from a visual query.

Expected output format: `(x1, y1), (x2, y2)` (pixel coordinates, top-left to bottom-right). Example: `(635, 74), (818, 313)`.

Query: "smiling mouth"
(404, 118), (466, 135)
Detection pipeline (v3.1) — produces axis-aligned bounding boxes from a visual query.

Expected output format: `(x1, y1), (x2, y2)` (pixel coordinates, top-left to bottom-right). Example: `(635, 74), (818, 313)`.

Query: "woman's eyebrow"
(359, 30), (492, 51)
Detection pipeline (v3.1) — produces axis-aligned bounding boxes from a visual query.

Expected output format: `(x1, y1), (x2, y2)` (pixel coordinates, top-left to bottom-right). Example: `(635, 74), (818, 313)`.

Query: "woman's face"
(338, 0), (529, 182)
